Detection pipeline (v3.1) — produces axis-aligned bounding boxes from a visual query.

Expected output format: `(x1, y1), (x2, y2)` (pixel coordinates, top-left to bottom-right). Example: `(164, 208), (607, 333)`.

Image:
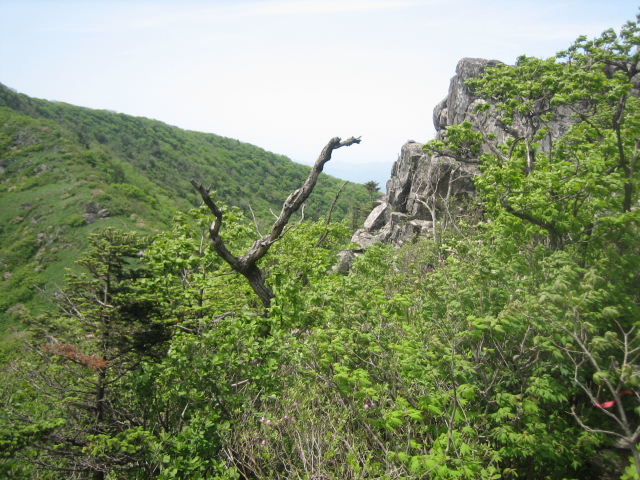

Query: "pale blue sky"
(0, 1), (637, 187)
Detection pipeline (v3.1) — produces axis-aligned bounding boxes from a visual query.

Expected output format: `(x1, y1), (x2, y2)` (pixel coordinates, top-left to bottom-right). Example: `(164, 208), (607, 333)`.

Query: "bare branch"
(315, 181), (348, 247)
(246, 203), (263, 237)
(298, 203), (306, 223)
(192, 136), (361, 310)
(570, 406), (626, 439)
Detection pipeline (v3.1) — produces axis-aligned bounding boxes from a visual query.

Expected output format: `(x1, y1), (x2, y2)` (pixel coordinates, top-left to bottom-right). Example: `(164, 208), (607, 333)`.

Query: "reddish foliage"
(42, 343), (109, 370)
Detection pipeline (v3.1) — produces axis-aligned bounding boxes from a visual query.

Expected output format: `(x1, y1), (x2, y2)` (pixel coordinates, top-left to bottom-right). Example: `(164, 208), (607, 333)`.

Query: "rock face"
(352, 58), (493, 249)
(433, 58), (501, 134)
(344, 56), (640, 264)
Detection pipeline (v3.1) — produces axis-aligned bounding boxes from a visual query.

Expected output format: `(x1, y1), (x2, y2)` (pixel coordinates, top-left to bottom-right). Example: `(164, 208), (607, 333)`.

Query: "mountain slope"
(0, 84), (369, 329)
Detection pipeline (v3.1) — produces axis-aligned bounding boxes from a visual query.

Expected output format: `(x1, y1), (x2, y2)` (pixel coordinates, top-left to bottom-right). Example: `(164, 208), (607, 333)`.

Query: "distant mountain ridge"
(315, 160), (392, 192)
(0, 83), (369, 329)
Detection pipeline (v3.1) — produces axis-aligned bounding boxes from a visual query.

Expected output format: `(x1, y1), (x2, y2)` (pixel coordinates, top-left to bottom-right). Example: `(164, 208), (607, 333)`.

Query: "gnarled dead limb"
(192, 136), (361, 310)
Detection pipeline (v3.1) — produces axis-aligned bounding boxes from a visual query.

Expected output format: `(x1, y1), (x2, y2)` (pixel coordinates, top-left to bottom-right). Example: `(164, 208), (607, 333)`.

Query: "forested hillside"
(1, 14), (640, 480)
(0, 85), (370, 330)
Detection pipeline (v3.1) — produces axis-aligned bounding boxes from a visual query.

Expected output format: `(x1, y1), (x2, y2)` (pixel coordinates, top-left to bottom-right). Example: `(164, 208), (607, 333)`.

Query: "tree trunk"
(243, 264), (273, 310)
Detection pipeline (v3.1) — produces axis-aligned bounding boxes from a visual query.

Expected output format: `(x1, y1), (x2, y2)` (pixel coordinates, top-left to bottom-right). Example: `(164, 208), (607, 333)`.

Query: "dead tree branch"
(192, 136), (361, 310)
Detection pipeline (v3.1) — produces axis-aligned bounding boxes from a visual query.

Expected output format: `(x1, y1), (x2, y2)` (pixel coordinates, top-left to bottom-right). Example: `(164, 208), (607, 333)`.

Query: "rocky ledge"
(351, 58), (493, 250)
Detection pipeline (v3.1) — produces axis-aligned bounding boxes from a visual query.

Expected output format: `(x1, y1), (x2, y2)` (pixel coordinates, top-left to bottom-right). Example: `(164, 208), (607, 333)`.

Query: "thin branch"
(246, 203), (263, 237)
(315, 181), (348, 247)
(570, 406), (626, 439)
(298, 203), (306, 223)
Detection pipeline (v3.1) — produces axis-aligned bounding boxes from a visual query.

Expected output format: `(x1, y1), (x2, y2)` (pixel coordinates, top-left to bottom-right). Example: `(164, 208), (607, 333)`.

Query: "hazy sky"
(0, 0), (638, 187)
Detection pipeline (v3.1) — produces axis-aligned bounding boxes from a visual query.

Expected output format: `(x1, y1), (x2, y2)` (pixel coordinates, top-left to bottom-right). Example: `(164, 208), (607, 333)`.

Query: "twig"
(315, 181), (348, 247)
(246, 203), (263, 236)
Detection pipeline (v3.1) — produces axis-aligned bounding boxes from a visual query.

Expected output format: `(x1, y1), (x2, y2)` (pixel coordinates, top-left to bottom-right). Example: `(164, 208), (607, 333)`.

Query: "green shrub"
(65, 214), (86, 227)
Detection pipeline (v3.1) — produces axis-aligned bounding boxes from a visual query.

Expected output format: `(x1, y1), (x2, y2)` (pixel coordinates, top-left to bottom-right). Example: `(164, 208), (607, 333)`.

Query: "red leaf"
(596, 400), (615, 408)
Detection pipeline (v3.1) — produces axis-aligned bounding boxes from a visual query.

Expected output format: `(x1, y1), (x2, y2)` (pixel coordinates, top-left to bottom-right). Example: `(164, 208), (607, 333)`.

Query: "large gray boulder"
(333, 250), (358, 274)
(363, 202), (389, 232)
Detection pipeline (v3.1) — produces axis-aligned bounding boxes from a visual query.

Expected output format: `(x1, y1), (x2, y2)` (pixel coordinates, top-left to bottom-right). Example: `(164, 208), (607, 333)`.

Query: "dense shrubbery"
(1, 14), (640, 480)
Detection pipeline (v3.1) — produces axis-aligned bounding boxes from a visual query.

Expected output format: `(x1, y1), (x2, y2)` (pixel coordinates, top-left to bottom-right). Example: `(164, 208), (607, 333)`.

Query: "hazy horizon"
(1, 0), (637, 189)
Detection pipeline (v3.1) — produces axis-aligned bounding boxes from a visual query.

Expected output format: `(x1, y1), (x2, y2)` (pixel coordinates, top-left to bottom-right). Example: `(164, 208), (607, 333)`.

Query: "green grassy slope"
(0, 83), (369, 331)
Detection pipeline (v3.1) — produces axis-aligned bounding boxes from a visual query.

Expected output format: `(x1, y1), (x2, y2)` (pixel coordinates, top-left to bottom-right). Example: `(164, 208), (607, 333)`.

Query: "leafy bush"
(65, 213), (86, 227)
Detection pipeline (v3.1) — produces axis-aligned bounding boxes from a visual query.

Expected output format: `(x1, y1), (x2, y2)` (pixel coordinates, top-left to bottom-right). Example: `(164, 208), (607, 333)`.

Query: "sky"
(0, 0), (638, 189)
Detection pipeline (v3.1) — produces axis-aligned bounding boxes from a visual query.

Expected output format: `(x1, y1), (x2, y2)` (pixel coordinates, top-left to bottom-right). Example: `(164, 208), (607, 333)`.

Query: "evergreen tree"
(2, 229), (169, 479)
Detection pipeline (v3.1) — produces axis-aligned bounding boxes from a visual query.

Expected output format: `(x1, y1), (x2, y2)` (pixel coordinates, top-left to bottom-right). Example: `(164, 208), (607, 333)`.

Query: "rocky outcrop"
(82, 203), (110, 224)
(351, 58), (493, 250)
(350, 55), (594, 254)
(433, 58), (501, 134)
(340, 56), (640, 273)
